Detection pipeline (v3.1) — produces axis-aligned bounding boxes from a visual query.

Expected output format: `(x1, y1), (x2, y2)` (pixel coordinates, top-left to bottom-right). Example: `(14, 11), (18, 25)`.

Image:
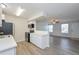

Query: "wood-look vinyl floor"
(16, 41), (43, 55)
(16, 36), (79, 55)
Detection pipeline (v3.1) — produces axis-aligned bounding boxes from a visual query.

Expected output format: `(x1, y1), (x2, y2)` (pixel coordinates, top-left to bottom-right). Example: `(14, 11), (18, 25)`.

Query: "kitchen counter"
(0, 35), (17, 55)
(30, 31), (49, 49)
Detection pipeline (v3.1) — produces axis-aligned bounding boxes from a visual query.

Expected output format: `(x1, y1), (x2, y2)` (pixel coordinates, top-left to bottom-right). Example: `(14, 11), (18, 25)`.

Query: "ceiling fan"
(48, 17), (60, 24)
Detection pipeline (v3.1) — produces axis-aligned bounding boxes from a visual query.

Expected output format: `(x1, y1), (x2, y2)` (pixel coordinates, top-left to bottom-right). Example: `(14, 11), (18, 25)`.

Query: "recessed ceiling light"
(1, 14), (5, 19)
(16, 7), (24, 16)
(0, 3), (7, 8)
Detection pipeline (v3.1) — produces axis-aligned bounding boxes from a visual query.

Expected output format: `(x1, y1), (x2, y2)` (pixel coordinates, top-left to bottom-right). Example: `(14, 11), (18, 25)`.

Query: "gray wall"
(50, 21), (79, 38)
(35, 17), (79, 38)
(70, 22), (79, 34)
(36, 19), (48, 31)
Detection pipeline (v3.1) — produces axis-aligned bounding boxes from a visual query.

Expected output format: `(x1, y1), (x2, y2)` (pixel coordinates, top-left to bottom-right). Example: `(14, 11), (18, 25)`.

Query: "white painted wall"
(0, 15), (28, 42)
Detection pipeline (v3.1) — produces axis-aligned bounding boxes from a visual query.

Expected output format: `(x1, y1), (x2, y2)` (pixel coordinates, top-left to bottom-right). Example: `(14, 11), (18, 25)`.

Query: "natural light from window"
(61, 24), (69, 33)
(48, 25), (53, 32)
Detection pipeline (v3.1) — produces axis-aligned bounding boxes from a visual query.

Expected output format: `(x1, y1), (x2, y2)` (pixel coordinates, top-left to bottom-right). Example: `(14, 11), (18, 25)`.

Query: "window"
(48, 25), (53, 32)
(61, 24), (69, 33)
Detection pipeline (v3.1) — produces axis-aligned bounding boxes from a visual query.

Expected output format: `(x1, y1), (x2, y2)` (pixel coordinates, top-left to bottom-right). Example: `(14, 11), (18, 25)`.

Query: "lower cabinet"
(30, 33), (49, 49)
(0, 47), (16, 55)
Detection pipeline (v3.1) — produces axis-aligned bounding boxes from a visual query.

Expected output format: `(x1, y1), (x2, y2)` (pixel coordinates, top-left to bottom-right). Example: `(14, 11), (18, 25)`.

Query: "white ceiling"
(0, 3), (79, 21)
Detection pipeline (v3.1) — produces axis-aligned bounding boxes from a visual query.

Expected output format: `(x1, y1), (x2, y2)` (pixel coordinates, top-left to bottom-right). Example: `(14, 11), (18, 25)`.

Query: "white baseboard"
(16, 39), (25, 43)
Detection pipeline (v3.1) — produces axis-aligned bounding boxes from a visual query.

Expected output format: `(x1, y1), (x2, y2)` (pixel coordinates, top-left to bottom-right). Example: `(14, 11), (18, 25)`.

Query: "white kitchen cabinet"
(0, 35), (17, 55)
(30, 31), (49, 49)
(0, 47), (16, 55)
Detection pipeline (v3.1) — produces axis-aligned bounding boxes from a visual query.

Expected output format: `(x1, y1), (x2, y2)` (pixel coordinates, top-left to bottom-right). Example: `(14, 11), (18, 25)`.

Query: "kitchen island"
(0, 35), (17, 55)
(30, 31), (49, 49)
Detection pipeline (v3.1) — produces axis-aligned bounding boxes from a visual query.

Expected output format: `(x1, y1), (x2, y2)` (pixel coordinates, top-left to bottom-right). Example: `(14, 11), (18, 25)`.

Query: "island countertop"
(0, 35), (17, 52)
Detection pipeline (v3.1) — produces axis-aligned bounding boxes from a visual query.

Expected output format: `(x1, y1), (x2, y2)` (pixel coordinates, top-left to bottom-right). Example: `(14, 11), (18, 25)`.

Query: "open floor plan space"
(0, 3), (79, 55)
(16, 36), (79, 55)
